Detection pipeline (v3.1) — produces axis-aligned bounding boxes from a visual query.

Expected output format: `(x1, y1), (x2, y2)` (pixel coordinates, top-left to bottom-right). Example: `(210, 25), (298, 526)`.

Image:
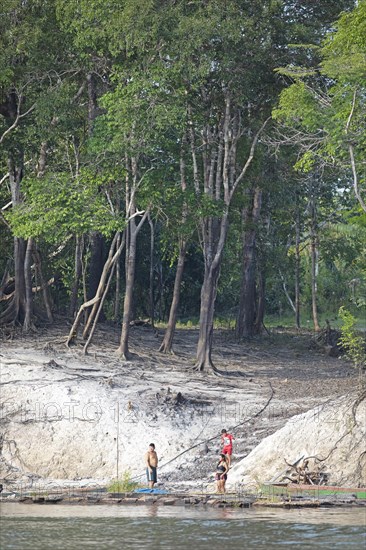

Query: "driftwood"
(282, 456), (329, 486)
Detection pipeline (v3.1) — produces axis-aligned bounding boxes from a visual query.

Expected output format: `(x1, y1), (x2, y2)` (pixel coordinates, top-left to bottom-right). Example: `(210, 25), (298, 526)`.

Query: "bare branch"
(349, 143), (366, 213)
(0, 173), (9, 187)
(1, 201), (12, 211)
(105, 190), (115, 214)
(230, 117), (271, 201)
(345, 88), (357, 134)
(126, 166), (154, 217)
(0, 99), (36, 145)
(345, 89), (366, 214)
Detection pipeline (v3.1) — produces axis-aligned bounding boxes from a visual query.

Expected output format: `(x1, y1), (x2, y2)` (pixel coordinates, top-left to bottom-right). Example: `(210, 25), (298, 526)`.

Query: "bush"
(107, 470), (140, 493)
(339, 306), (366, 373)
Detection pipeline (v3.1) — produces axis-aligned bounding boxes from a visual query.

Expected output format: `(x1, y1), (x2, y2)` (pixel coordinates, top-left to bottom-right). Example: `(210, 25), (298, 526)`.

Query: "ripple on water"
(1, 504), (365, 550)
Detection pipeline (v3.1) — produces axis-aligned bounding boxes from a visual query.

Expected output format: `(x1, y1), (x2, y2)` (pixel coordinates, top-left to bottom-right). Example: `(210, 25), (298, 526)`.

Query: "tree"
(0, 0), (77, 327)
(273, 1), (366, 214)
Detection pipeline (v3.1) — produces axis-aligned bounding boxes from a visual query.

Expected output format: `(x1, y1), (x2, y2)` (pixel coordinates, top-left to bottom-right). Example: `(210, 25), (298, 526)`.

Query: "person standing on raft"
(221, 429), (234, 468)
(145, 443), (158, 488)
(215, 454), (229, 493)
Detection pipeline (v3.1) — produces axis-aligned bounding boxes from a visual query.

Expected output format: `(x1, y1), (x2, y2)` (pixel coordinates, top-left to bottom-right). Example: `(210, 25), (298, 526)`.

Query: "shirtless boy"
(145, 443), (158, 488)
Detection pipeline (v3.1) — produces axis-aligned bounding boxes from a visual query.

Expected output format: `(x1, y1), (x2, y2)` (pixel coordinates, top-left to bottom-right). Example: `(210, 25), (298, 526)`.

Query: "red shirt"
(221, 433), (234, 447)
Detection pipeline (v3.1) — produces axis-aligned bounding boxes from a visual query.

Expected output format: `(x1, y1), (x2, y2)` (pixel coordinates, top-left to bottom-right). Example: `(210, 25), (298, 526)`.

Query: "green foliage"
(322, 2), (366, 82)
(5, 171), (124, 241)
(273, 1), (366, 208)
(1, 0), (363, 333)
(339, 306), (366, 371)
(273, 80), (325, 133)
(107, 470), (139, 493)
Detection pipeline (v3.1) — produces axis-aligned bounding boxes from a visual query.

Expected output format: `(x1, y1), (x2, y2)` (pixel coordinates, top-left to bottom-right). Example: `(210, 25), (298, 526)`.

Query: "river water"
(0, 503), (365, 549)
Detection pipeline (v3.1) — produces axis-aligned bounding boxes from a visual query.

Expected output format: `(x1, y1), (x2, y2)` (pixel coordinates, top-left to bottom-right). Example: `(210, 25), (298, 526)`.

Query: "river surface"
(0, 503), (365, 549)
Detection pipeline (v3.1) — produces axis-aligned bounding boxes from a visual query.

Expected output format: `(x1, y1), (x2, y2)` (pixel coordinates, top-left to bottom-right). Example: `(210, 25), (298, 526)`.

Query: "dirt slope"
(0, 322), (362, 491)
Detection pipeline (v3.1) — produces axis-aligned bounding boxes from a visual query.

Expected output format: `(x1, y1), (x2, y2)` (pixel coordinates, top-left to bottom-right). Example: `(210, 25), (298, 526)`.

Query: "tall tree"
(273, 0), (365, 213)
(235, 186), (263, 339)
(0, 0), (75, 327)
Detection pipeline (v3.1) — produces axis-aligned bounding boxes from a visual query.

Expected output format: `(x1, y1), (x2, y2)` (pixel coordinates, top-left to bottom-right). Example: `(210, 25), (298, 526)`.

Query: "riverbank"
(0, 322), (364, 493)
(1, 487), (366, 509)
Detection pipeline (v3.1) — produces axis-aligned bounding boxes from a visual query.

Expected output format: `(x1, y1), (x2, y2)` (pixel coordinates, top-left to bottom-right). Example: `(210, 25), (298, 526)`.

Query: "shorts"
(146, 467), (157, 483)
(215, 473), (227, 481)
(222, 445), (232, 456)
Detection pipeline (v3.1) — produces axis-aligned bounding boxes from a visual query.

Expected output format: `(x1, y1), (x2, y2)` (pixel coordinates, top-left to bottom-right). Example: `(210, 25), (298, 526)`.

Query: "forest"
(1, 0), (365, 372)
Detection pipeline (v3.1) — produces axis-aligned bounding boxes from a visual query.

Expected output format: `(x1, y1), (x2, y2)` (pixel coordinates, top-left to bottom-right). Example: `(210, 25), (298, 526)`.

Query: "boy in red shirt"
(221, 429), (234, 467)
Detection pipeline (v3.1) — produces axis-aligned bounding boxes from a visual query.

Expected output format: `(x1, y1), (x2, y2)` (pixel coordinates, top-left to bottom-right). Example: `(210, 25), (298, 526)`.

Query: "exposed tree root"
(352, 389), (366, 426)
(0, 297), (18, 324)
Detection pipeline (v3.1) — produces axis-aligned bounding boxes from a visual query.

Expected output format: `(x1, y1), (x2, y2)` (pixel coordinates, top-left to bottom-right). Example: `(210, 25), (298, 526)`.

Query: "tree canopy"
(0, 0), (364, 368)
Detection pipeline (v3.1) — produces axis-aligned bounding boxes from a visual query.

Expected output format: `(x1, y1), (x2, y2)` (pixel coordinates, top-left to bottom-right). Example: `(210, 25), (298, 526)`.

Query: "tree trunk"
(14, 236), (26, 317)
(87, 232), (104, 298)
(117, 155), (149, 359)
(280, 269), (296, 313)
(0, 154), (27, 325)
(236, 187), (262, 339)
(69, 235), (83, 318)
(310, 234), (320, 332)
(194, 206), (229, 372)
(159, 134), (189, 352)
(148, 214), (155, 329)
(194, 264), (221, 371)
(159, 240), (187, 353)
(66, 232), (124, 346)
(113, 233), (122, 321)
(254, 270), (265, 334)
(155, 260), (163, 322)
(310, 197), (320, 332)
(83, 257), (117, 354)
(85, 71), (104, 318)
(117, 231), (138, 359)
(33, 247), (53, 322)
(82, 232), (121, 338)
(87, 231), (105, 319)
(23, 238), (34, 332)
(188, 94), (268, 371)
(295, 204), (301, 329)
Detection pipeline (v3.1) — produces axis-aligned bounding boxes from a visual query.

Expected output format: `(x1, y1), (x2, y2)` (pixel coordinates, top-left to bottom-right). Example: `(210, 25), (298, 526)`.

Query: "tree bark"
(83, 256), (118, 354)
(117, 230), (138, 359)
(295, 204), (301, 329)
(279, 269), (296, 313)
(254, 269), (265, 334)
(113, 233), (122, 321)
(236, 187), (262, 339)
(117, 155), (149, 359)
(13, 236), (26, 322)
(159, 240), (187, 353)
(148, 214), (155, 329)
(66, 231), (124, 346)
(87, 232), (105, 306)
(195, 262), (221, 371)
(159, 133), (189, 353)
(33, 247), (53, 322)
(189, 92), (268, 371)
(69, 235), (83, 318)
(23, 238), (34, 332)
(0, 153), (27, 325)
(309, 195), (320, 332)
